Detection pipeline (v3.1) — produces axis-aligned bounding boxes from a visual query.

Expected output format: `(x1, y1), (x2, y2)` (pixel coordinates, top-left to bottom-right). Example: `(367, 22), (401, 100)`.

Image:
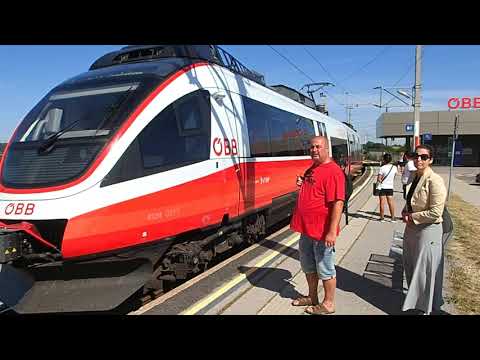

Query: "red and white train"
(0, 45), (362, 313)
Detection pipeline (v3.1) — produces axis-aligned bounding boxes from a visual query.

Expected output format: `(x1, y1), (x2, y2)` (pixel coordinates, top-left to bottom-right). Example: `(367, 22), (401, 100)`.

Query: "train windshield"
(17, 83), (139, 143)
(2, 71), (162, 189)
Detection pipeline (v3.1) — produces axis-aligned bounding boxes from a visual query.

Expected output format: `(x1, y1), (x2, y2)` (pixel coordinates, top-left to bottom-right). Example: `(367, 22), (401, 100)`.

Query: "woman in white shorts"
(377, 153), (398, 222)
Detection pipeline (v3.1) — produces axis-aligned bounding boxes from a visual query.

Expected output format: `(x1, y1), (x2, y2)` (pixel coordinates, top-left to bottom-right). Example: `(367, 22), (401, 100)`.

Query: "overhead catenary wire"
(377, 47), (427, 110)
(267, 45), (345, 108)
(392, 62), (415, 87)
(303, 46), (342, 88)
(267, 45), (315, 83)
(303, 46), (376, 106)
(268, 45), (422, 125)
(392, 46), (426, 87)
(273, 45), (415, 98)
(340, 45), (392, 83)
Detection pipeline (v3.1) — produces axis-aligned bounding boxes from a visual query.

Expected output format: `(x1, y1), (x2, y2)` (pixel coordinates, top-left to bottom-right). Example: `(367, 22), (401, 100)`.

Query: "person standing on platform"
(401, 152), (417, 200)
(402, 144), (447, 315)
(376, 153), (398, 222)
(290, 136), (345, 315)
(398, 152), (406, 172)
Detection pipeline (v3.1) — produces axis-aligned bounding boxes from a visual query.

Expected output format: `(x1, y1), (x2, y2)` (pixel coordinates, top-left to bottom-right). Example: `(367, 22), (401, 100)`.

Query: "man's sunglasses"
(414, 153), (431, 161)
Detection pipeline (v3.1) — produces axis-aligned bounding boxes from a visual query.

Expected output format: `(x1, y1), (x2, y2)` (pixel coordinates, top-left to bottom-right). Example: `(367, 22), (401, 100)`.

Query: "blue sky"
(1, 45), (479, 143)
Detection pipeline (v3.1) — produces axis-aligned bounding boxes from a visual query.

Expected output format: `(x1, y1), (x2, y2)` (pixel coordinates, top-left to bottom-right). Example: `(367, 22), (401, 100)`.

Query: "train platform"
(181, 169), (407, 315)
(130, 167), (379, 315)
(136, 165), (463, 316)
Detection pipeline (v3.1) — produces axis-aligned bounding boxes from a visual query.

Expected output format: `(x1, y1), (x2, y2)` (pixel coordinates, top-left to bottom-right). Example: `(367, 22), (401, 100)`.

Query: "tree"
(363, 141), (385, 152)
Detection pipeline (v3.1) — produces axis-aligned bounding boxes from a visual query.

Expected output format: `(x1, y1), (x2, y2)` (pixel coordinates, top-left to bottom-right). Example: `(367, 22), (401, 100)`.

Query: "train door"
(209, 88), (241, 220)
(220, 92), (253, 215)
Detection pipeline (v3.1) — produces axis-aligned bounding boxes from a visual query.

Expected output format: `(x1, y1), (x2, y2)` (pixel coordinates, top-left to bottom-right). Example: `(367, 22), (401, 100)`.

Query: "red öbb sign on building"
(448, 97), (480, 109)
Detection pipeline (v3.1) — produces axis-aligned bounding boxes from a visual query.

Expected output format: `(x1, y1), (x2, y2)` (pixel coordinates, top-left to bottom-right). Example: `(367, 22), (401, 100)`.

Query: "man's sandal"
(305, 304), (335, 315)
(291, 297), (315, 306)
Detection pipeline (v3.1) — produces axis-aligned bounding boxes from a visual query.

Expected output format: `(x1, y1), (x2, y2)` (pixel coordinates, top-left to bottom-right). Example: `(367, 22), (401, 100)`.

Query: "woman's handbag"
(373, 165), (394, 196)
(442, 207), (454, 245)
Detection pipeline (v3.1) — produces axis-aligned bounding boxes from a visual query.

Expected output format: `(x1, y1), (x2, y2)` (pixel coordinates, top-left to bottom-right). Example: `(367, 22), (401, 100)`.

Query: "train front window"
(17, 84), (139, 143)
(1, 74), (161, 189)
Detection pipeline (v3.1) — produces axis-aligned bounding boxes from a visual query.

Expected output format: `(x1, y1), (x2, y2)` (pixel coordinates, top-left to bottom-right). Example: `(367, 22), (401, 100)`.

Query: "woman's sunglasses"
(414, 153), (431, 161)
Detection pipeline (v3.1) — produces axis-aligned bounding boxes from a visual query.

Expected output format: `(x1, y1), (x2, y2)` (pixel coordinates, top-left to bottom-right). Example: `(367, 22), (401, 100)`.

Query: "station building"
(376, 110), (480, 166)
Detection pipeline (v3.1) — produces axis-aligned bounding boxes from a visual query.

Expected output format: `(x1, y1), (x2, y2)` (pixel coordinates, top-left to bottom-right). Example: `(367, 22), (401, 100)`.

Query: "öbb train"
(0, 45), (362, 313)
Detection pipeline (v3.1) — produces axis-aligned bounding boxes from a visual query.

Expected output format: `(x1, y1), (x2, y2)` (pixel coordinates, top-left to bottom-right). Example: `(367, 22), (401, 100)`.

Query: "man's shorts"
(378, 189), (393, 196)
(299, 234), (336, 280)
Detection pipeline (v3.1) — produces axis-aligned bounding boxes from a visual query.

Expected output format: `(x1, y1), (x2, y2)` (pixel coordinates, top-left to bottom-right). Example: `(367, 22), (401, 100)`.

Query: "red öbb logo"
(212, 137), (238, 156)
(448, 97), (480, 109)
(4, 203), (35, 215)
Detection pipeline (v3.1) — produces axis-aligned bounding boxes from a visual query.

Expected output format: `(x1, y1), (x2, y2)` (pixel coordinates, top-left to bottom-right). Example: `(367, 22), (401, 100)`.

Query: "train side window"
(101, 138), (144, 186)
(270, 114), (315, 157)
(242, 96), (271, 157)
(331, 136), (348, 169)
(140, 90), (211, 170)
(295, 117), (315, 155)
(242, 96), (315, 157)
(270, 108), (305, 157)
(101, 90), (211, 187)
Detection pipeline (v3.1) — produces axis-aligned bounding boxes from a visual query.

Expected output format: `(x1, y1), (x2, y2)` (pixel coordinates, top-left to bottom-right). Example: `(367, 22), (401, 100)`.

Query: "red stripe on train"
(62, 159), (311, 258)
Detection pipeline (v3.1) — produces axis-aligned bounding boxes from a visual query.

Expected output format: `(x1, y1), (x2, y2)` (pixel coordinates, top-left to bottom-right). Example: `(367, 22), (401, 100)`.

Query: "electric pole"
(413, 45), (422, 151)
(447, 114), (459, 203)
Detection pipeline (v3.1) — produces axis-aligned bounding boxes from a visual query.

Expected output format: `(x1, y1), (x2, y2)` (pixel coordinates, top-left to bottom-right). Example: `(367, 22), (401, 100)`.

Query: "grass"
(444, 194), (480, 314)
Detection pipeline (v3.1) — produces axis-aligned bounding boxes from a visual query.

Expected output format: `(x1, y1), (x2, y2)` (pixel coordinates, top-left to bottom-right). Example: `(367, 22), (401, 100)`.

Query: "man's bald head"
(310, 136), (329, 148)
(309, 136), (330, 164)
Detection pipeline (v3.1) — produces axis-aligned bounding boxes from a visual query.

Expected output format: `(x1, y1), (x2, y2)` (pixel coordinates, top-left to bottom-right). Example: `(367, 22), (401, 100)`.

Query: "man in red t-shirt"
(290, 136), (345, 315)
